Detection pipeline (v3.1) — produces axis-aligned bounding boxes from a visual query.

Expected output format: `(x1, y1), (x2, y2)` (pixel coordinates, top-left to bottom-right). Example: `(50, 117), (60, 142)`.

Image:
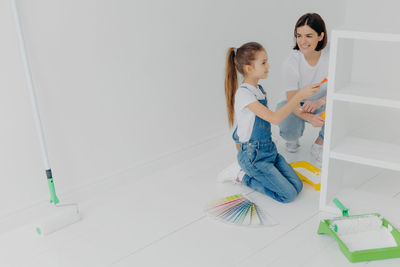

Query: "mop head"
(35, 204), (80, 236)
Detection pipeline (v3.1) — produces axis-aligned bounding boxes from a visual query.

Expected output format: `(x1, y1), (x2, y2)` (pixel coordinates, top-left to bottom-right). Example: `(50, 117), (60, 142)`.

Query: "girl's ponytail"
(224, 42), (264, 128)
(225, 47), (237, 127)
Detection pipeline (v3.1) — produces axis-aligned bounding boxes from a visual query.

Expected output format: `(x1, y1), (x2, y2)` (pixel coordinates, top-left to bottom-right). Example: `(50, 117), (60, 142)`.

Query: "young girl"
(224, 42), (319, 203)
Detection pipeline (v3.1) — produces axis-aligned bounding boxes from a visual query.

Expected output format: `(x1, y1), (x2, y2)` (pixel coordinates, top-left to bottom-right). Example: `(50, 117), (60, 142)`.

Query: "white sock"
(236, 170), (245, 183)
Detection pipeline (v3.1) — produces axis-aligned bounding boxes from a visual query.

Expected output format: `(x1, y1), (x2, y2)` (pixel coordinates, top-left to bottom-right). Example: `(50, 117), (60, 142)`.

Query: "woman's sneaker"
(285, 140), (300, 153)
(311, 143), (323, 167)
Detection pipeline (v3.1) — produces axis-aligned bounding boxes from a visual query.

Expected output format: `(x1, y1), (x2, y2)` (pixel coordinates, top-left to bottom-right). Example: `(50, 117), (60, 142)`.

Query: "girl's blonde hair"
(224, 42), (264, 127)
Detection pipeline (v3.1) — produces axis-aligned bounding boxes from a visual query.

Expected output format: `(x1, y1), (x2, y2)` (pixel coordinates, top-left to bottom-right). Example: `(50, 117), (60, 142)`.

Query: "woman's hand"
(299, 84), (320, 99)
(302, 99), (323, 113)
(309, 114), (325, 127)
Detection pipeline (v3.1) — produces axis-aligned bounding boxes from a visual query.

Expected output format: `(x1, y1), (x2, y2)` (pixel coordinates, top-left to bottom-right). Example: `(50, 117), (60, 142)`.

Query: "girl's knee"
(295, 179), (303, 193)
(279, 186), (298, 203)
(286, 168), (303, 194)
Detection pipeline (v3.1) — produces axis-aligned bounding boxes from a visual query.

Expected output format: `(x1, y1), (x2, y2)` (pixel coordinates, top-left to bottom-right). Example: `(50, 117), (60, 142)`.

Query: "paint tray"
(318, 198), (400, 262)
(290, 161), (321, 191)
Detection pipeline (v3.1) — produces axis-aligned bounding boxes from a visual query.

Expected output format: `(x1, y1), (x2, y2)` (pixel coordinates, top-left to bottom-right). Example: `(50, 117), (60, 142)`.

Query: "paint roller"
(331, 215), (384, 235)
(330, 198), (384, 235)
(11, 0), (80, 235)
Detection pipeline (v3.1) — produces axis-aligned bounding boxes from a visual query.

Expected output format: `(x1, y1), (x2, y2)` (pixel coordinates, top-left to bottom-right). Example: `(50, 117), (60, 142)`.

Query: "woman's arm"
(286, 90), (314, 121)
(286, 91), (325, 127)
(302, 96), (326, 113)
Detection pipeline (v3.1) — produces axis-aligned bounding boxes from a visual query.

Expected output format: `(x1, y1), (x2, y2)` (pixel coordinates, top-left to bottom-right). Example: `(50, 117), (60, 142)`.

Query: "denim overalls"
(233, 84), (303, 203)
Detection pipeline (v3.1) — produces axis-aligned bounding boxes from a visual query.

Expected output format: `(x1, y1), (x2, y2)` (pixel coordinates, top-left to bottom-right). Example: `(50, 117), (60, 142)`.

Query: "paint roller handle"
(333, 198), (349, 217)
(46, 170), (59, 204)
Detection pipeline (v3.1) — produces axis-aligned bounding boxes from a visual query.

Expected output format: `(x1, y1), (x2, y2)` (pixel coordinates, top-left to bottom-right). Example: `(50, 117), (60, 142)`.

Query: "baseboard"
(0, 130), (232, 234)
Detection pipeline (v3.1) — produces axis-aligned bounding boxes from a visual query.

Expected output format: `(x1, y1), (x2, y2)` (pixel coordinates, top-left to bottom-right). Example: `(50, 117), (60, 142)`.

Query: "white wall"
(0, 0), (346, 219)
(342, 0), (400, 88)
(344, 0), (400, 33)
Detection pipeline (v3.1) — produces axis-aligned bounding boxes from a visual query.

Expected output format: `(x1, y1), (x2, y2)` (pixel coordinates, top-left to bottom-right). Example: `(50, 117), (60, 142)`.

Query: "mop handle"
(11, 0), (59, 204)
(333, 198), (349, 217)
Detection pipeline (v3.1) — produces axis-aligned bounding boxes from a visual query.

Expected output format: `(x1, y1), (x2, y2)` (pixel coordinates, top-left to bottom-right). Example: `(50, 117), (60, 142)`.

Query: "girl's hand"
(309, 114), (325, 127)
(302, 100), (322, 113)
(299, 84), (320, 99)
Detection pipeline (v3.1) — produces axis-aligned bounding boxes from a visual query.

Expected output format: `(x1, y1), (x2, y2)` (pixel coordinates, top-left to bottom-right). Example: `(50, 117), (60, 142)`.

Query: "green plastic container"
(318, 198), (400, 262)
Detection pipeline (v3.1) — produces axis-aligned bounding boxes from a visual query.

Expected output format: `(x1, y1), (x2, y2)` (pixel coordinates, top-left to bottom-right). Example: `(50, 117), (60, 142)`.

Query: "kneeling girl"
(225, 42), (319, 203)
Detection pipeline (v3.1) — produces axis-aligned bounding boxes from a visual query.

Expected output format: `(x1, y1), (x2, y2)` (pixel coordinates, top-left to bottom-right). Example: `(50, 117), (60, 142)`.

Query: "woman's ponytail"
(225, 48), (237, 128)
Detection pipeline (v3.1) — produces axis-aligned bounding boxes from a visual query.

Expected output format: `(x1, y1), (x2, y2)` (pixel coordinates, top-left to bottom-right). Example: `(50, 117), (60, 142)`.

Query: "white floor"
(1, 125), (400, 267)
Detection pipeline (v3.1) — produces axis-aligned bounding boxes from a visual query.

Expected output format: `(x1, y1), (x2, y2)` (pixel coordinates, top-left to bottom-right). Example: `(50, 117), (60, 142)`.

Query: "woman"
(277, 13), (328, 166)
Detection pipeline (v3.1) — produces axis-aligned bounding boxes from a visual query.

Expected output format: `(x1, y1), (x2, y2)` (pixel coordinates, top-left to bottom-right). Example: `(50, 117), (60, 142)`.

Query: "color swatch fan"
(205, 194), (277, 227)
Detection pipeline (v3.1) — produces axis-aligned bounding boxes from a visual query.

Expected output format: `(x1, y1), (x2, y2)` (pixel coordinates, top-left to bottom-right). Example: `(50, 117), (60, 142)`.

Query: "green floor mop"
(11, 0), (80, 235)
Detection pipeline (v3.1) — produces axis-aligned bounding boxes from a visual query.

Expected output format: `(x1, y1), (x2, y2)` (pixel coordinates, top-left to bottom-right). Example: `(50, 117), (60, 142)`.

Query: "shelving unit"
(320, 29), (400, 215)
(333, 83), (400, 109)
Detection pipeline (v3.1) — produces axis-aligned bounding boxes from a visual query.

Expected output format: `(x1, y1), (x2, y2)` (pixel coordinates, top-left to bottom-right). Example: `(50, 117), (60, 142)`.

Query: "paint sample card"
(205, 194), (276, 227)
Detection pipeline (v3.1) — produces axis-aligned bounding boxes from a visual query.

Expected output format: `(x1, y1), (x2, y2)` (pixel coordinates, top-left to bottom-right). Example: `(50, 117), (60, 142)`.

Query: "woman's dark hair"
(225, 42), (264, 127)
(293, 13), (327, 51)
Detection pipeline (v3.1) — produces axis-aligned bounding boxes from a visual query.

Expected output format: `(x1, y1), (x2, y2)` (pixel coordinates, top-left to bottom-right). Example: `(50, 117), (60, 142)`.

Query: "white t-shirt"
(234, 83), (267, 143)
(279, 46), (329, 103)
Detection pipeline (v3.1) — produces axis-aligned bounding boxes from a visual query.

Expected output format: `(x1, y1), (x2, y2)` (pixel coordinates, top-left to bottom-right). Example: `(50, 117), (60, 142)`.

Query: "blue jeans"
(237, 141), (303, 203)
(276, 100), (325, 141)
